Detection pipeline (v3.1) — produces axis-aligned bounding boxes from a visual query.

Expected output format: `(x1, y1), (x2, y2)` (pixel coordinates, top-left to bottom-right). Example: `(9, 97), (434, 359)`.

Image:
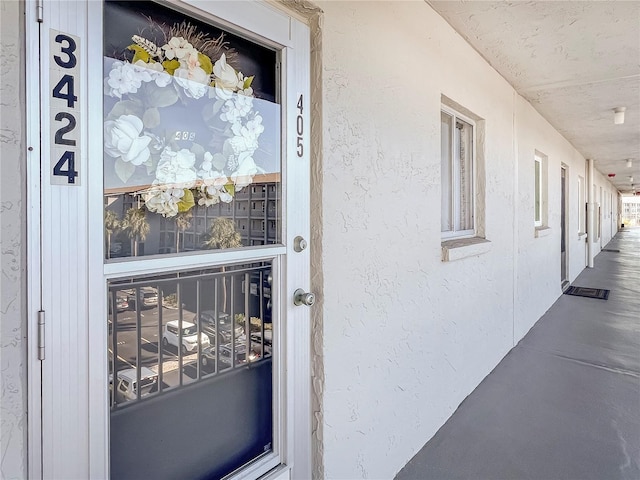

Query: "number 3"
(54, 34), (77, 69)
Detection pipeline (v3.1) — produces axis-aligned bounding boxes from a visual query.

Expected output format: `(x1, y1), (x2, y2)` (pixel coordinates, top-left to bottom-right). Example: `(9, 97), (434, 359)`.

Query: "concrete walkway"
(396, 228), (640, 480)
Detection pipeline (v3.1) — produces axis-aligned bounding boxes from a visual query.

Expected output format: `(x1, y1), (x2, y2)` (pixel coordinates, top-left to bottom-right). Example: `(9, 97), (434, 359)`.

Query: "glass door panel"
(103, 2), (283, 478)
(103, 0), (281, 260)
(108, 262), (274, 479)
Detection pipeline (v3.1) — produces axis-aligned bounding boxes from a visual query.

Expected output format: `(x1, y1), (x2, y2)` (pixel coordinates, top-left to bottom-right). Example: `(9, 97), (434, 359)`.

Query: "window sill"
(441, 237), (492, 262)
(535, 226), (551, 238)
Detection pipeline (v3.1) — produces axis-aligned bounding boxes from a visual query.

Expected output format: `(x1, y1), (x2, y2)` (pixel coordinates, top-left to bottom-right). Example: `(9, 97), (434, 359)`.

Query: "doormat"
(564, 286), (610, 300)
(602, 248), (620, 253)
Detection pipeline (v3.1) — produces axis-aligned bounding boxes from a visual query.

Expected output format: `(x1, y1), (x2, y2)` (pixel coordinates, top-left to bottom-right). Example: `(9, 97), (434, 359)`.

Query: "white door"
(27, 1), (311, 478)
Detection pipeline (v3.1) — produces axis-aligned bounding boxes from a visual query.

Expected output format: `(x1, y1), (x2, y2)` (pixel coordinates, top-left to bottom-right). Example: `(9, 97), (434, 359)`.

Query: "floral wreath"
(103, 21), (265, 217)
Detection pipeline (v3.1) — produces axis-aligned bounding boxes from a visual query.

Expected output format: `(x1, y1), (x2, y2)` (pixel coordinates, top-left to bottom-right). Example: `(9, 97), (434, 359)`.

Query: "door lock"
(294, 289), (316, 307)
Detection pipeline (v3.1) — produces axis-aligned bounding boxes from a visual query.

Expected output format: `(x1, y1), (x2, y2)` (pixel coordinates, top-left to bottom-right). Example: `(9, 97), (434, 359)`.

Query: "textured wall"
(0, 1), (27, 479)
(316, 1), (597, 478)
(514, 96), (589, 340)
(0, 1), (621, 479)
(318, 2), (515, 477)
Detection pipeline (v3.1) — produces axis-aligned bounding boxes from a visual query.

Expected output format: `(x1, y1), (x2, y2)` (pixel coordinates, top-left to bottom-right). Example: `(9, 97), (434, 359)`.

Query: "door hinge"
(36, 0), (43, 23)
(38, 310), (45, 360)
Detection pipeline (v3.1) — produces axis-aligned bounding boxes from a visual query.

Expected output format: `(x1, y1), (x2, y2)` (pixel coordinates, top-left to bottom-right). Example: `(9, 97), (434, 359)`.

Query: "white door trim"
(25, 1), (43, 478)
(27, 1), (311, 478)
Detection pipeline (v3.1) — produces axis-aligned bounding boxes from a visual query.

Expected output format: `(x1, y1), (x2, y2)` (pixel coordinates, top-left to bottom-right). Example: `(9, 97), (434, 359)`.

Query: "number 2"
(54, 112), (77, 146)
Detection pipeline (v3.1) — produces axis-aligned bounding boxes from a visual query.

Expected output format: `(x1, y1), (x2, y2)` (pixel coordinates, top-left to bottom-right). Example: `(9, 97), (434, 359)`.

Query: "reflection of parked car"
(125, 287), (158, 309)
(162, 320), (210, 355)
(116, 294), (128, 312)
(108, 293), (129, 314)
(250, 331), (273, 356)
(111, 367), (158, 405)
(200, 342), (260, 371)
(194, 311), (244, 344)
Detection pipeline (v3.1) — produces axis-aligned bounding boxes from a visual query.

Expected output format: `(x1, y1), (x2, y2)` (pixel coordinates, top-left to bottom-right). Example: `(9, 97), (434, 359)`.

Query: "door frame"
(560, 164), (569, 289)
(26, 1), (312, 478)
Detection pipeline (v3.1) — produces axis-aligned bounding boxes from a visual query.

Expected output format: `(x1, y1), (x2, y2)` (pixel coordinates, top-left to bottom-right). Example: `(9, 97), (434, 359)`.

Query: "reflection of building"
(621, 197), (640, 227)
(106, 176), (281, 258)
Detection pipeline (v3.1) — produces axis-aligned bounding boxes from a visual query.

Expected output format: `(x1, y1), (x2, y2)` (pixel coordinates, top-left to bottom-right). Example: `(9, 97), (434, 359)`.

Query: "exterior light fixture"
(627, 159), (633, 168)
(630, 176), (634, 184)
(614, 107), (626, 124)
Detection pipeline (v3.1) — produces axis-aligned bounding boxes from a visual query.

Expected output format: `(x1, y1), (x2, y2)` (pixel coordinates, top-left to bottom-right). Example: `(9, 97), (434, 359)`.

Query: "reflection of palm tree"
(175, 211), (193, 253)
(104, 209), (121, 259)
(203, 217), (242, 311)
(122, 207), (150, 257)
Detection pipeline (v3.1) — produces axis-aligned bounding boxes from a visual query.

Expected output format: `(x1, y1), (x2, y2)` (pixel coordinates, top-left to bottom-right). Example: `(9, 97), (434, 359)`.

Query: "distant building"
(622, 197), (640, 227)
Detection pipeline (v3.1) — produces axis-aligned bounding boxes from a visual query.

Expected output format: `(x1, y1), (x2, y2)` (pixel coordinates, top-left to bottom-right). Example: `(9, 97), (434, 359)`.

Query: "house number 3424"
(50, 30), (80, 185)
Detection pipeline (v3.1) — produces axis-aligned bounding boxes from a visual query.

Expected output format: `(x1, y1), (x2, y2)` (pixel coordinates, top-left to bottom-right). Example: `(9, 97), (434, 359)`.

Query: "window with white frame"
(534, 151), (548, 229)
(441, 106), (475, 238)
(578, 175), (585, 233)
(534, 155), (542, 227)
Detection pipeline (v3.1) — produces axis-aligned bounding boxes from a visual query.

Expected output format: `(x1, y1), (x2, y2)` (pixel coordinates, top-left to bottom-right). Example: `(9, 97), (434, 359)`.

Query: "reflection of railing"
(108, 262), (272, 410)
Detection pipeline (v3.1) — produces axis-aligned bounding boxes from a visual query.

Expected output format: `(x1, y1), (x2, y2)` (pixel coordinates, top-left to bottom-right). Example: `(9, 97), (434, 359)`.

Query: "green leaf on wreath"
(107, 100), (144, 121)
(190, 143), (205, 159)
(144, 82), (179, 108)
(177, 189), (195, 213)
(127, 44), (150, 64)
(243, 76), (254, 90)
(202, 100), (225, 127)
(142, 107), (160, 128)
(114, 158), (136, 183)
(212, 153), (226, 171)
(198, 53), (213, 75)
(224, 183), (235, 197)
(162, 59), (180, 75)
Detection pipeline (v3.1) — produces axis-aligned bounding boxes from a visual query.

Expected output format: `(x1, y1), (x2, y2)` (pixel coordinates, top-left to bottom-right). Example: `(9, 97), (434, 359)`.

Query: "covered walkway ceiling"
(428, 1), (640, 195)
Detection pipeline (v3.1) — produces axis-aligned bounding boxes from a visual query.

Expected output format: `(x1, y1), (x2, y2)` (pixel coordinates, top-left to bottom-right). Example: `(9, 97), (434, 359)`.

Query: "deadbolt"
(294, 288), (316, 307)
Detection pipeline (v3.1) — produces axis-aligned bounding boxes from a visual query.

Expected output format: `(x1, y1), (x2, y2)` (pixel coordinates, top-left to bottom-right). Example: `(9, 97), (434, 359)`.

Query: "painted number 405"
(296, 94), (304, 158)
(50, 30), (80, 185)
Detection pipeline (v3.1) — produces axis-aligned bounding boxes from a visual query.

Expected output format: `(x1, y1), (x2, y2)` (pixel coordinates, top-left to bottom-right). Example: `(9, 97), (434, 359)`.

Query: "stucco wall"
(514, 96), (589, 340)
(319, 2), (513, 477)
(316, 1), (614, 478)
(0, 1), (623, 479)
(0, 1), (27, 479)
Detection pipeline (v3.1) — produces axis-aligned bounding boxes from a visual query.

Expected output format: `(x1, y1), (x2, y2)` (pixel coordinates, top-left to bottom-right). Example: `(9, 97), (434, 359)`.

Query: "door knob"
(294, 289), (316, 306)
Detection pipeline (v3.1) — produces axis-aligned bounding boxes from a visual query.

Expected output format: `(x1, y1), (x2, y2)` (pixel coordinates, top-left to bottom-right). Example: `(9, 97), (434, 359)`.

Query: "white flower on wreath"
(162, 37), (197, 61)
(104, 61), (148, 98)
(226, 115), (264, 155)
(231, 151), (258, 191)
(212, 53), (244, 91)
(197, 152), (232, 206)
(155, 147), (198, 187)
(133, 60), (172, 87)
(143, 185), (185, 217)
(174, 66), (209, 99)
(104, 114), (152, 166)
(220, 94), (254, 124)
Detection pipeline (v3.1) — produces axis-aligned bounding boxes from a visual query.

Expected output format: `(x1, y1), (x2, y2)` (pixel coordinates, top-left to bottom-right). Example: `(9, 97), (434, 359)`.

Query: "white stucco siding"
(514, 96), (588, 340)
(1, 1), (27, 479)
(320, 1), (519, 478)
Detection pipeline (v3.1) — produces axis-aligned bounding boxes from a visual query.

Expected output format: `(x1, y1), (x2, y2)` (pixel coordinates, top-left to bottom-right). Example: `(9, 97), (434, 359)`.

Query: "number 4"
(52, 74), (77, 108)
(297, 94), (303, 114)
(53, 151), (78, 184)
